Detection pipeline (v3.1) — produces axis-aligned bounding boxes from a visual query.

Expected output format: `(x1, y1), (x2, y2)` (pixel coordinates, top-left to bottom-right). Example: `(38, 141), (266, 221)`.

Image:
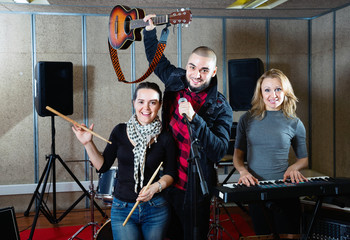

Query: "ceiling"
(0, 0), (350, 19)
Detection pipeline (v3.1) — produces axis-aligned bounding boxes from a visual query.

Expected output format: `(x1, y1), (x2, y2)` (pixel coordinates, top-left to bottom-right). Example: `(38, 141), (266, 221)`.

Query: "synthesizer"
(214, 176), (350, 203)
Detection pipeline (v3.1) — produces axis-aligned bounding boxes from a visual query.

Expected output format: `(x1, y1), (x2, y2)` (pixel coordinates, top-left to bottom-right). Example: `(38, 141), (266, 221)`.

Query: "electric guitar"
(109, 5), (192, 50)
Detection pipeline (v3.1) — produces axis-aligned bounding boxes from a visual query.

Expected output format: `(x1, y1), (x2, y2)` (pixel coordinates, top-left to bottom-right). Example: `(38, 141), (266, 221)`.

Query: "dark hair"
(132, 81), (162, 103)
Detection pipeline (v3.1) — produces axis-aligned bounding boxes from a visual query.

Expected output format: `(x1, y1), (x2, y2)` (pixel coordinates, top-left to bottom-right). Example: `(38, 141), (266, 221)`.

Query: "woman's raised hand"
(72, 123), (94, 145)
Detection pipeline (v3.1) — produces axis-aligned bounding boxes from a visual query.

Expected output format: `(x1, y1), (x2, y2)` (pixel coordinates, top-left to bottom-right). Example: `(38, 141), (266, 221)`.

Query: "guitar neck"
(130, 15), (169, 30)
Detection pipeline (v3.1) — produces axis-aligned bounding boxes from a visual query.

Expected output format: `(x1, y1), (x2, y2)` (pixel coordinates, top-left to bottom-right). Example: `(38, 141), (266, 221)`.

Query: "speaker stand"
(24, 116), (107, 240)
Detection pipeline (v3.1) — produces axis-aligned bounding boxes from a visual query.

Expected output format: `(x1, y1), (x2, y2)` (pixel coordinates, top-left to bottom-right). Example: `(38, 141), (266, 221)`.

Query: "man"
(143, 14), (233, 240)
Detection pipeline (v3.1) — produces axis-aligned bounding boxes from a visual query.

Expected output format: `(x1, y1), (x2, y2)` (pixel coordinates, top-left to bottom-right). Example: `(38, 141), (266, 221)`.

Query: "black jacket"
(143, 29), (233, 200)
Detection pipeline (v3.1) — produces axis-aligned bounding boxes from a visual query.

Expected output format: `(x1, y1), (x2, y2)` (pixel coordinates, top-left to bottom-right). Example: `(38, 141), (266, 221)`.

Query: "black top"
(98, 123), (178, 202)
(143, 28), (233, 201)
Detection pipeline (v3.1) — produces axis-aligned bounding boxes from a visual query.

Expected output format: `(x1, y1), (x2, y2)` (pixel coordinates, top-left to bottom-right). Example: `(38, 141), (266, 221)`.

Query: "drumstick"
(123, 161), (163, 226)
(45, 106), (112, 144)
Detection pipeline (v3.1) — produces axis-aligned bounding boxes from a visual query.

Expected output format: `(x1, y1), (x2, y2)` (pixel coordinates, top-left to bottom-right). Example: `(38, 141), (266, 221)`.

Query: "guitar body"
(109, 5), (145, 50)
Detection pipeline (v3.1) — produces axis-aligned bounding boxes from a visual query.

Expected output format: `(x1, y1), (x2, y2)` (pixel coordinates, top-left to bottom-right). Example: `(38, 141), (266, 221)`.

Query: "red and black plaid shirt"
(169, 88), (208, 190)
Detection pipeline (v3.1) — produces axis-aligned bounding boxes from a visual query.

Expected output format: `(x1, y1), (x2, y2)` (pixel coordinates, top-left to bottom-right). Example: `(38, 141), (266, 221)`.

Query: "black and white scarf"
(127, 114), (162, 193)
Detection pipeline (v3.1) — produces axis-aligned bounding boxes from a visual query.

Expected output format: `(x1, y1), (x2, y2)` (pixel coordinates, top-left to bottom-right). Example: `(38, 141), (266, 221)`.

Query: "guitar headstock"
(169, 9), (192, 26)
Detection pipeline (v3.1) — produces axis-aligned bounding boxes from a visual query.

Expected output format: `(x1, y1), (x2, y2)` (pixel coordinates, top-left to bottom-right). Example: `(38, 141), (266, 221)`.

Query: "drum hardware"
(207, 196), (244, 240)
(96, 167), (118, 206)
(208, 163), (248, 239)
(69, 162), (107, 240)
(94, 219), (113, 240)
(24, 116), (107, 240)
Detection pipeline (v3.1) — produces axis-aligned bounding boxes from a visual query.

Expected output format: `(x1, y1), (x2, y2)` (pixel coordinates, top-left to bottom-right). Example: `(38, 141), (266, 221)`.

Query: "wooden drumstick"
(45, 106), (112, 144)
(123, 161), (163, 226)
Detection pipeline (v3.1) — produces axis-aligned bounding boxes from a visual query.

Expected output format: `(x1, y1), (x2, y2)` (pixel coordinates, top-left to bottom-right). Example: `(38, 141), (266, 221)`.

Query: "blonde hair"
(250, 68), (298, 119)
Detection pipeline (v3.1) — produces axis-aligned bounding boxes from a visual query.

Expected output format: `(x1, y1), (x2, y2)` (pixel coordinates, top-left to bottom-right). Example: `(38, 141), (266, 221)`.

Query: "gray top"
(235, 110), (308, 180)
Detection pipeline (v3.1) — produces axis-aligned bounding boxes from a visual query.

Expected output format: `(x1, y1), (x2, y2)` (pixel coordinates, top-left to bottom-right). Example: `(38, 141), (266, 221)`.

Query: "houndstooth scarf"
(127, 114), (162, 193)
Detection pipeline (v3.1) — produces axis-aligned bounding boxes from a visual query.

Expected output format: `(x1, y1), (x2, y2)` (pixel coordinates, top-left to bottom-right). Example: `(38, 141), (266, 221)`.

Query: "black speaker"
(34, 61), (73, 117)
(0, 207), (20, 240)
(228, 58), (264, 111)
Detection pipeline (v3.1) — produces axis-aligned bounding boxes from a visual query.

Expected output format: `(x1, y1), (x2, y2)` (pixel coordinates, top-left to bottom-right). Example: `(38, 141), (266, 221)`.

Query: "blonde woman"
(233, 69), (308, 235)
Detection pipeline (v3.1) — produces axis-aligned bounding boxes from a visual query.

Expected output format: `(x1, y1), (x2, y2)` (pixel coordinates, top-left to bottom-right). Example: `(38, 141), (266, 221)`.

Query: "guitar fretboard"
(130, 15), (169, 30)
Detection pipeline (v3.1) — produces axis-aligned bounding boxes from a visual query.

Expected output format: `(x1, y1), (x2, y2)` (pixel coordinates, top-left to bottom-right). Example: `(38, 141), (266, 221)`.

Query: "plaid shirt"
(169, 88), (208, 190)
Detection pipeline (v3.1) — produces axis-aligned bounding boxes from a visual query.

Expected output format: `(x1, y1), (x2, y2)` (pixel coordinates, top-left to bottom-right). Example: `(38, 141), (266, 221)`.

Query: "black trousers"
(165, 186), (211, 240)
(248, 198), (301, 235)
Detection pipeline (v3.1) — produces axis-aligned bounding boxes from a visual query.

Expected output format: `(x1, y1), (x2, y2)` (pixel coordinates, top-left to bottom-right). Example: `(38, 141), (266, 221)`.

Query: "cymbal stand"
(207, 164), (246, 239)
(208, 195), (243, 240)
(69, 162), (102, 240)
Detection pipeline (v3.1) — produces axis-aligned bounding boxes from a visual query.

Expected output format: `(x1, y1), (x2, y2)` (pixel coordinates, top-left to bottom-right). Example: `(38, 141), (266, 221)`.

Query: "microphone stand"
(183, 115), (209, 240)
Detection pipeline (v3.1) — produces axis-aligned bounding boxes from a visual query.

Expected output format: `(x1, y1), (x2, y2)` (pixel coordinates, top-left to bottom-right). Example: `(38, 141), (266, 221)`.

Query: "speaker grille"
(228, 58), (264, 111)
(34, 61), (73, 117)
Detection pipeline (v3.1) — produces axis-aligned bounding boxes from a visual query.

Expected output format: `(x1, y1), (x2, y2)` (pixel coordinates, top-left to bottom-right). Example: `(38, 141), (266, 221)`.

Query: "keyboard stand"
(302, 196), (323, 240)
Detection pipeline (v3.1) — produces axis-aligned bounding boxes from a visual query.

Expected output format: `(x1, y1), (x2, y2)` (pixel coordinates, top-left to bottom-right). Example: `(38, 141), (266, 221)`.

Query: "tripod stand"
(24, 116), (107, 240)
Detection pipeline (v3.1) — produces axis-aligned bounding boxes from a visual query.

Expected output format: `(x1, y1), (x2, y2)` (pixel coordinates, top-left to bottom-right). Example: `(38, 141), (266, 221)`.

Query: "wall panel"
(0, 14), (33, 184)
(311, 14), (334, 176)
(226, 19), (266, 61)
(335, 6), (350, 177)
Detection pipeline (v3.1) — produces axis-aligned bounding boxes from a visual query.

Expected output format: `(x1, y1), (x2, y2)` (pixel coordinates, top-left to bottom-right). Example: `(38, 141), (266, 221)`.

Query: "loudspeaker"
(0, 207), (20, 240)
(34, 61), (73, 117)
(228, 58), (264, 111)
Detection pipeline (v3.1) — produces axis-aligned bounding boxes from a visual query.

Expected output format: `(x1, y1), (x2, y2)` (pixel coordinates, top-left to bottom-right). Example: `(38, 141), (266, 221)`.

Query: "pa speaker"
(0, 207), (20, 240)
(34, 61), (73, 117)
(228, 58), (264, 111)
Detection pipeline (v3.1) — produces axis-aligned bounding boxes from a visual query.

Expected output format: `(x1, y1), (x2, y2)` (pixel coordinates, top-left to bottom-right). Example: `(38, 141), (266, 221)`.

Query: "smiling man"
(186, 48), (217, 93)
(142, 15), (233, 240)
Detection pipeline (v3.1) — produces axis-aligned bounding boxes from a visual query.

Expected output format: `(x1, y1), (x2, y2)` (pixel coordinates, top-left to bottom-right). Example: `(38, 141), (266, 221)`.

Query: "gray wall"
(0, 5), (349, 212)
(311, 7), (350, 177)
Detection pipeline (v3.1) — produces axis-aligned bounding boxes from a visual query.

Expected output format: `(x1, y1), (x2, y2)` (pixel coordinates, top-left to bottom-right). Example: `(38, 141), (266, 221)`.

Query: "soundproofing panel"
(0, 207), (20, 240)
(228, 58), (264, 111)
(34, 61), (73, 117)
